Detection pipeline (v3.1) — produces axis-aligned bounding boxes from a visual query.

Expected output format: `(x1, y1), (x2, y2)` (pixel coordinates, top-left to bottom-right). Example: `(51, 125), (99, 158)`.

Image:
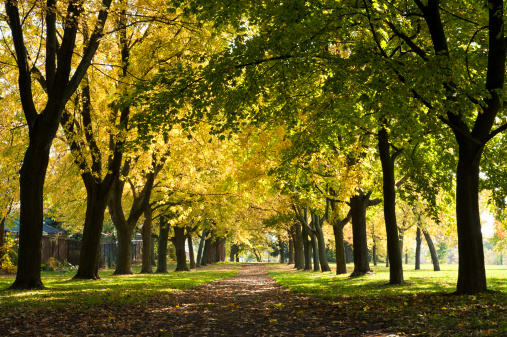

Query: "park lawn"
(269, 263), (507, 336)
(0, 263), (239, 313)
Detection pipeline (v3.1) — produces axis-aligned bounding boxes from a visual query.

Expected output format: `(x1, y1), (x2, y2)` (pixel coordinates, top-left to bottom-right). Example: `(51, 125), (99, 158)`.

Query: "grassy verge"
(0, 263), (239, 313)
(269, 264), (507, 336)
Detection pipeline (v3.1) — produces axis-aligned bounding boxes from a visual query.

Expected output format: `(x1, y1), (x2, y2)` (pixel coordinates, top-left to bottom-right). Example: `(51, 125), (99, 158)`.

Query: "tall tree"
(5, 0), (112, 289)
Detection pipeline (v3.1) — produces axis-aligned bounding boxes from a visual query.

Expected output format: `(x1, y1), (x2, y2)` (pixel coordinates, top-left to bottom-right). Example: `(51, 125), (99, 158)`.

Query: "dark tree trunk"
(454, 145), (487, 293)
(140, 206), (153, 274)
(0, 217), (5, 262)
(349, 192), (372, 277)
(10, 136), (50, 289)
(151, 234), (157, 266)
(373, 242), (377, 266)
(278, 236), (285, 264)
(230, 244), (239, 262)
(310, 233), (320, 272)
(156, 218), (170, 273)
(188, 235), (195, 269)
(74, 182), (110, 279)
(294, 222), (304, 270)
(201, 234), (213, 266)
(415, 227), (422, 270)
(288, 228), (295, 264)
(378, 126), (404, 284)
(196, 228), (207, 267)
(218, 238), (226, 262)
(423, 229), (440, 271)
(313, 214), (331, 272)
(302, 225), (312, 271)
(333, 224), (347, 274)
(172, 227), (189, 272)
(114, 222), (133, 275)
(386, 254), (389, 268)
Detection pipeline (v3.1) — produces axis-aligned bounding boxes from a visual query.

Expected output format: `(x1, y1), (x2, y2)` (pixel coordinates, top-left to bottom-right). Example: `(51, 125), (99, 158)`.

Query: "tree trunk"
(333, 223), (347, 274)
(454, 145), (487, 294)
(278, 236), (285, 263)
(156, 218), (169, 273)
(313, 215), (331, 272)
(140, 206), (153, 274)
(310, 233), (320, 272)
(415, 227), (422, 270)
(288, 228), (295, 264)
(422, 229), (440, 271)
(196, 228), (207, 267)
(378, 126), (404, 284)
(114, 221), (133, 275)
(218, 238), (226, 262)
(302, 225), (312, 271)
(373, 242), (377, 266)
(10, 139), (49, 289)
(349, 192), (372, 277)
(151, 234), (157, 266)
(294, 222), (304, 270)
(201, 235), (213, 266)
(74, 182), (111, 279)
(172, 227), (189, 272)
(230, 244), (239, 262)
(0, 217), (5, 262)
(386, 254), (389, 268)
(188, 235), (195, 269)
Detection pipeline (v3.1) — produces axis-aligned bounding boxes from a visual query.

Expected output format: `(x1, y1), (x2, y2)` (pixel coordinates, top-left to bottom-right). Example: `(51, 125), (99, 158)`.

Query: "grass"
(0, 263), (239, 312)
(268, 263), (507, 336)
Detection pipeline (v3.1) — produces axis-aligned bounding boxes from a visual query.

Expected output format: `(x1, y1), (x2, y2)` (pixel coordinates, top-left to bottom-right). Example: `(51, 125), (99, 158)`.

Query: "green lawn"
(269, 263), (507, 336)
(0, 263), (239, 312)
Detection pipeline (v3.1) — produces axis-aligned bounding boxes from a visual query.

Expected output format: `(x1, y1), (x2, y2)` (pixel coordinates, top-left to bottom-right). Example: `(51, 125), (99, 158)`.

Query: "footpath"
(4, 264), (394, 336)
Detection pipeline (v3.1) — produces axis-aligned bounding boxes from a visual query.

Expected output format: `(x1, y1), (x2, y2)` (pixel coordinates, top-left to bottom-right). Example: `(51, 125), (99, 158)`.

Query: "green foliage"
(435, 241), (449, 263)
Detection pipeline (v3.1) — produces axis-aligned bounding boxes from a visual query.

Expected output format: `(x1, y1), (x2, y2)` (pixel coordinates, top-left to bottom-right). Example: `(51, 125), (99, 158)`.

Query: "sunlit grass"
(269, 263), (507, 336)
(0, 263), (239, 311)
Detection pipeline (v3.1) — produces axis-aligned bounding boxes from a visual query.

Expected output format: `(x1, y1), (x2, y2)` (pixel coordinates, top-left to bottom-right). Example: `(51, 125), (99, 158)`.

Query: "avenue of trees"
(0, 0), (506, 296)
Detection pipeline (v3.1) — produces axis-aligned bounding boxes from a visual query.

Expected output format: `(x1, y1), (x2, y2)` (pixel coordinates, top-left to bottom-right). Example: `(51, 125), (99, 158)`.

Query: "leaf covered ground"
(1, 263), (506, 336)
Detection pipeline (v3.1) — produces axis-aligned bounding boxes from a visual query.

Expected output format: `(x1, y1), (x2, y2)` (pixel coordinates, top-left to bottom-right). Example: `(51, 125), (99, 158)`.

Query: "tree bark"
(312, 213), (331, 272)
(230, 244), (239, 262)
(422, 229), (440, 271)
(415, 227), (422, 270)
(278, 236), (285, 263)
(218, 238), (226, 262)
(156, 217), (169, 273)
(188, 234), (195, 269)
(0, 217), (5, 262)
(310, 232), (320, 272)
(73, 182), (111, 279)
(172, 227), (189, 272)
(294, 222), (304, 270)
(349, 192), (373, 277)
(196, 228), (207, 267)
(288, 228), (294, 264)
(378, 126), (404, 284)
(140, 206), (153, 274)
(114, 220), (133, 275)
(302, 225), (312, 271)
(151, 234), (157, 266)
(373, 242), (377, 266)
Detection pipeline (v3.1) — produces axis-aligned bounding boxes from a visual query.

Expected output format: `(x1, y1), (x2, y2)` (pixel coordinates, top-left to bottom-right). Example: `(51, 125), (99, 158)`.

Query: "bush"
(41, 258), (76, 272)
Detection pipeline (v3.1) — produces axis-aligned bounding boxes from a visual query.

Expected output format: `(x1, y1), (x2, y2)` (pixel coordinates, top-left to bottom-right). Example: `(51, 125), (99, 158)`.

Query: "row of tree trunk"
(288, 198), (441, 275)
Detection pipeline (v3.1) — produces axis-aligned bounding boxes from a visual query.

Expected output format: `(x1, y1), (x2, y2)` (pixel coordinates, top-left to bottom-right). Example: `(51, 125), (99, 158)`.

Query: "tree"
(4, 0), (112, 289)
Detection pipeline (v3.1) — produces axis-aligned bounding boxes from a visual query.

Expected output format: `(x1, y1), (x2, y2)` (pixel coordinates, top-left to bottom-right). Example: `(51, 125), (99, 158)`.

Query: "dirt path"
(3, 264), (395, 336)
